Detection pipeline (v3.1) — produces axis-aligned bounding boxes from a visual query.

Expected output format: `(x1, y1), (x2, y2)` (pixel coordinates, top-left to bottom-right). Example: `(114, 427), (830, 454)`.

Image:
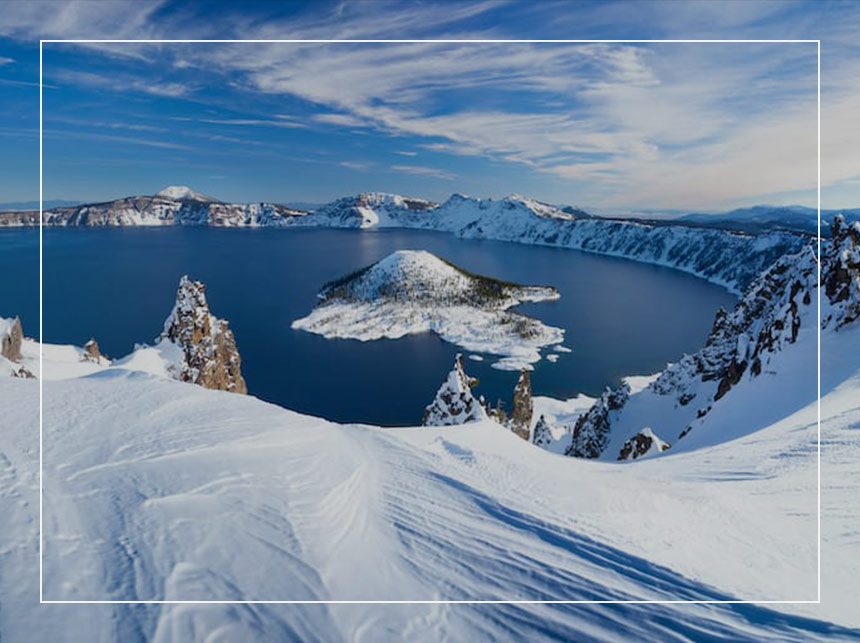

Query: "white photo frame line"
(38, 37), (822, 606)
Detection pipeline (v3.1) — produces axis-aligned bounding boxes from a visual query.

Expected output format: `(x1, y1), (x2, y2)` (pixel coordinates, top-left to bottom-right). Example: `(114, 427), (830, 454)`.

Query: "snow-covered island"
(291, 250), (564, 370)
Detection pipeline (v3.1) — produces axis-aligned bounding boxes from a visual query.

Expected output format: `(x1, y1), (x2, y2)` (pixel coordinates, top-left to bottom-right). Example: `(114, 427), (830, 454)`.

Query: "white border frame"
(38, 38), (822, 606)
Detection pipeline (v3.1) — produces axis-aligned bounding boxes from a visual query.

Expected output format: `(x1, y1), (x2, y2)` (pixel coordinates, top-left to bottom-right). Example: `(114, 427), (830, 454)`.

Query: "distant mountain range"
(0, 186), (816, 293)
(672, 205), (860, 234)
(0, 199), (82, 211)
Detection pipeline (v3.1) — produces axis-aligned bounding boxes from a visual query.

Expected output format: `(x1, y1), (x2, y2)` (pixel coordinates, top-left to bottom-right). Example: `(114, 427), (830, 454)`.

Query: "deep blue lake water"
(0, 227), (735, 425)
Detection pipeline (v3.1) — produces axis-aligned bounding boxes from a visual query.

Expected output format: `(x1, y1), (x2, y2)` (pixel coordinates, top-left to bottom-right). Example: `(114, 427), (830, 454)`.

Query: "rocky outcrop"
(422, 354), (488, 426)
(618, 428), (671, 461)
(565, 384), (630, 459)
(160, 276), (247, 394)
(823, 214), (860, 329)
(508, 369), (533, 440)
(81, 338), (105, 363)
(1, 317), (34, 378)
(1, 317), (23, 362)
(532, 414), (554, 448)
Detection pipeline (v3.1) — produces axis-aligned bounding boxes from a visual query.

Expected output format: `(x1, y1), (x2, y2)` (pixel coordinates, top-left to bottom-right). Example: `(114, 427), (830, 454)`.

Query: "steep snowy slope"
(1, 361), (858, 640)
(560, 216), (858, 462)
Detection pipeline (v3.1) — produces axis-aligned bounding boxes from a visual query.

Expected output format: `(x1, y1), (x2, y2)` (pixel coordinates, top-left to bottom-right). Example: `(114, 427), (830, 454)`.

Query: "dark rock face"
(566, 384), (630, 459)
(508, 369), (533, 440)
(422, 354), (488, 426)
(618, 428), (670, 461)
(1, 317), (23, 362)
(161, 276), (247, 394)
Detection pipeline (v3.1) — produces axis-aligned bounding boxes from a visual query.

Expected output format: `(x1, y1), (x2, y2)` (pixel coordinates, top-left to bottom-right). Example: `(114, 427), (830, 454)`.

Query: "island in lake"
(291, 249), (564, 370)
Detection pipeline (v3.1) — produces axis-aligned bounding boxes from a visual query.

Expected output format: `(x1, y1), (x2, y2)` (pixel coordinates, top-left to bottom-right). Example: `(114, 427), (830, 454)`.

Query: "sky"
(0, 0), (858, 213)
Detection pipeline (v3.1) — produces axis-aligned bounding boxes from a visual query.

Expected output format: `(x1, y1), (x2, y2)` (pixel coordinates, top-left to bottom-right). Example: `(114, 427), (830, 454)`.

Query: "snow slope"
(1, 362), (858, 640)
(292, 250), (564, 370)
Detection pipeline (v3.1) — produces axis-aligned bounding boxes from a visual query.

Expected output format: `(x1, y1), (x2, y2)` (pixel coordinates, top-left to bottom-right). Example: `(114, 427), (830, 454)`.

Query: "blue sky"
(0, 0), (858, 212)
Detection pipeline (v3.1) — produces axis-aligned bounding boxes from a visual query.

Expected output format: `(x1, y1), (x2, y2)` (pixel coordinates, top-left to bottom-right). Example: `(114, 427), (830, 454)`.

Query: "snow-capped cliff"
(558, 217), (859, 461)
(291, 192), (437, 228)
(292, 250), (564, 369)
(402, 194), (809, 293)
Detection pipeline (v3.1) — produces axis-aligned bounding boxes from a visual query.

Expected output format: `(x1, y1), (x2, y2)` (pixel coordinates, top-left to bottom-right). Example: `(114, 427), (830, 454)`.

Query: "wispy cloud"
(340, 161), (373, 171)
(43, 128), (191, 150)
(175, 116), (305, 129)
(50, 69), (194, 98)
(4, 0), (856, 208)
(312, 113), (368, 128)
(0, 56), (14, 66)
(394, 150), (418, 157)
(391, 164), (456, 180)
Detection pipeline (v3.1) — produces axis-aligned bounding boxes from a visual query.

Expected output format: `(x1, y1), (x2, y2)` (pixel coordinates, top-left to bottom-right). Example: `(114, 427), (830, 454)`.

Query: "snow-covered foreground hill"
(1, 355), (858, 640)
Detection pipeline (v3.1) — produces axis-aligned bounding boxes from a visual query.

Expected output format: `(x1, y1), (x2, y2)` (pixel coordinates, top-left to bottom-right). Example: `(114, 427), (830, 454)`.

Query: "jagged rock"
(532, 414), (554, 448)
(508, 369), (533, 440)
(160, 276), (247, 394)
(1, 317), (23, 362)
(487, 399), (507, 425)
(422, 354), (488, 426)
(618, 428), (671, 461)
(566, 384), (630, 458)
(823, 214), (860, 328)
(81, 338), (105, 363)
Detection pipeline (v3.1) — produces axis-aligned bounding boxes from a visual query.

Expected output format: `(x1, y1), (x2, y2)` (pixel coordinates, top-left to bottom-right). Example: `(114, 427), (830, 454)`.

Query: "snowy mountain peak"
(503, 194), (574, 219)
(156, 185), (219, 202)
(422, 353), (489, 426)
(159, 275), (247, 394)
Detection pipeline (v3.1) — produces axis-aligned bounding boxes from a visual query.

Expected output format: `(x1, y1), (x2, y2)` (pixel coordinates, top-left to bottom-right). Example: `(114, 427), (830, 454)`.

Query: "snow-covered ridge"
(559, 217), (859, 462)
(0, 188), (811, 292)
(0, 189), (306, 227)
(292, 250), (563, 370)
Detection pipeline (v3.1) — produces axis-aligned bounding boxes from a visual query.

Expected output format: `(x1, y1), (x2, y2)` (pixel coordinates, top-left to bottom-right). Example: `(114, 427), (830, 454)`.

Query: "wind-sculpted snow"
(2, 369), (859, 639)
(292, 250), (564, 370)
